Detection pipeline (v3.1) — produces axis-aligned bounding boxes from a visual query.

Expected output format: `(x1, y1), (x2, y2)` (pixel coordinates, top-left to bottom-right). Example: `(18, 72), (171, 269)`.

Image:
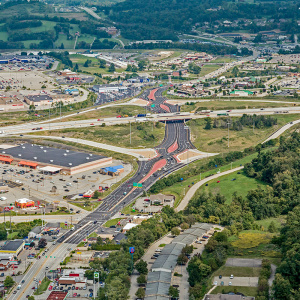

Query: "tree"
(273, 273), (292, 300)
(108, 63), (115, 72)
(28, 297), (35, 300)
(132, 65), (138, 73)
(204, 117), (212, 130)
(0, 229), (7, 240)
(136, 287), (145, 299)
(4, 276), (14, 288)
(138, 60), (147, 71)
(169, 286), (179, 298)
(171, 227), (180, 236)
(84, 59), (89, 67)
(268, 221), (276, 233)
(180, 222), (189, 230)
(137, 274), (146, 285)
(38, 238), (47, 248)
(60, 43), (64, 49)
(99, 59), (106, 68)
(135, 259), (148, 275)
(93, 190), (100, 199)
(177, 253), (188, 265)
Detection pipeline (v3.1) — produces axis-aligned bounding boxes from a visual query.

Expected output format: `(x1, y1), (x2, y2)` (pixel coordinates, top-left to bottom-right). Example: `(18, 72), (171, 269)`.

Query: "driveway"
(213, 276), (259, 287)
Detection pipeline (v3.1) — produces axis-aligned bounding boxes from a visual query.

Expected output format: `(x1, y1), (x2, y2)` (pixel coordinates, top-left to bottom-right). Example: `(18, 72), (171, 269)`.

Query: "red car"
(217, 181), (220, 183)
(73, 293), (77, 297)
(97, 199), (102, 201)
(116, 115), (122, 118)
(90, 123), (94, 126)
(48, 286), (53, 290)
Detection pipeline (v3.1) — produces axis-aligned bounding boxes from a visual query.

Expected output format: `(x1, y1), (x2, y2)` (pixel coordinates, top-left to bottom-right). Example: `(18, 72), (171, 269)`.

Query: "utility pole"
(227, 120), (230, 148)
(129, 121), (131, 144)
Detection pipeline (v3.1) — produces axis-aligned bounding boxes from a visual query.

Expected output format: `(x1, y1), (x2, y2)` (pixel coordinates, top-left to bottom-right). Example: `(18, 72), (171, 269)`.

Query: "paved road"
(8, 87), (196, 299)
(176, 166), (244, 212)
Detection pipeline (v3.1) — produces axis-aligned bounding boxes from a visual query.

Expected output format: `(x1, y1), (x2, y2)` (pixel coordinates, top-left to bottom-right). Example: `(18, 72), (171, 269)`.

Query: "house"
(172, 69), (188, 76)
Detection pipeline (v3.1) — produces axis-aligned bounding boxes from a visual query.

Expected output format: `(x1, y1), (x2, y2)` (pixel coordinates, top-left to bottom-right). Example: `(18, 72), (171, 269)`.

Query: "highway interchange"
(6, 86), (300, 299)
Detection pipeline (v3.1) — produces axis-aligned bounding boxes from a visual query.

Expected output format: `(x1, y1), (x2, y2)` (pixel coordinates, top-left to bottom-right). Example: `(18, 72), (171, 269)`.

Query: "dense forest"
(93, 132), (300, 299)
(103, 0), (300, 40)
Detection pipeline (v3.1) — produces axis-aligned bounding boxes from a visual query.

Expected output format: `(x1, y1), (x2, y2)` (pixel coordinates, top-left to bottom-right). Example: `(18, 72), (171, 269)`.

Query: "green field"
(255, 216), (286, 231)
(197, 170), (267, 204)
(188, 114), (300, 153)
(180, 100), (299, 113)
(104, 218), (122, 227)
(212, 265), (261, 278)
(34, 278), (51, 295)
(199, 64), (221, 76)
(212, 57), (237, 63)
(156, 150), (267, 208)
(31, 121), (166, 149)
(211, 286), (258, 297)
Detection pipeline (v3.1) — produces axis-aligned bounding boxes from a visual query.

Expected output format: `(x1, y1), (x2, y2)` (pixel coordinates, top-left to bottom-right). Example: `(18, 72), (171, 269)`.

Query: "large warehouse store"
(0, 144), (112, 175)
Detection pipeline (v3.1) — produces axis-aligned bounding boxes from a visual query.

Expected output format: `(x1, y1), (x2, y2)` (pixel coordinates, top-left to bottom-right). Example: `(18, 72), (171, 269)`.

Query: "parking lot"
(0, 160), (132, 212)
(95, 86), (141, 105)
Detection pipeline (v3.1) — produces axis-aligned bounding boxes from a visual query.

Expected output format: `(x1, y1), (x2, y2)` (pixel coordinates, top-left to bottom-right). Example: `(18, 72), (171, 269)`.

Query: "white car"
(230, 275), (234, 279)
(229, 282), (232, 286)
(214, 281), (218, 286)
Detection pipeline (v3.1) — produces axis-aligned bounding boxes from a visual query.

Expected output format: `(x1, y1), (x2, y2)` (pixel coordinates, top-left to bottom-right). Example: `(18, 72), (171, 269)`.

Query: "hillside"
(0, 0), (118, 49)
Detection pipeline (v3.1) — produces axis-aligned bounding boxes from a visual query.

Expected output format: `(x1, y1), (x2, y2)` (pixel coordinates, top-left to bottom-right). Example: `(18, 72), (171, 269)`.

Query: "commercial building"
(0, 55), (43, 64)
(0, 240), (24, 256)
(24, 94), (74, 107)
(100, 165), (124, 176)
(92, 84), (128, 93)
(230, 90), (254, 97)
(0, 253), (14, 270)
(15, 198), (35, 208)
(28, 226), (42, 239)
(0, 144), (112, 175)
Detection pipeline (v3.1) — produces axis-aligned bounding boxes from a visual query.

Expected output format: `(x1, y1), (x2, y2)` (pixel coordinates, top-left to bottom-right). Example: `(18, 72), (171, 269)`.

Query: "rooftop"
(1, 144), (107, 168)
(47, 291), (68, 300)
(26, 95), (53, 102)
(1, 240), (24, 251)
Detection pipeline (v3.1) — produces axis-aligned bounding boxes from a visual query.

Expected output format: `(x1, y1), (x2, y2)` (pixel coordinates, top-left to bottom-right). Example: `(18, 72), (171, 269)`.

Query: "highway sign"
(94, 272), (99, 279)
(151, 104), (155, 107)
(133, 182), (142, 188)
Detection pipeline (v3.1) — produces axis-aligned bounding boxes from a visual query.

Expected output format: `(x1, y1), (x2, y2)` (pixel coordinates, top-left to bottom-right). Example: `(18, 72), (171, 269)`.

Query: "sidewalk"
(176, 166), (244, 212)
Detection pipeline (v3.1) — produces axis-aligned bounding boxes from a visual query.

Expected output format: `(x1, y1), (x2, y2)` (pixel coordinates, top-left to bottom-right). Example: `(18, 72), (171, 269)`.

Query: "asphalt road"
(8, 87), (195, 300)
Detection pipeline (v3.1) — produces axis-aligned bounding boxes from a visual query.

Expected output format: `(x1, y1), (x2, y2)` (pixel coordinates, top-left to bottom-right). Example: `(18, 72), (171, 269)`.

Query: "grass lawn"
(197, 170), (267, 204)
(188, 114), (300, 153)
(199, 64), (221, 76)
(162, 150), (265, 208)
(0, 31), (9, 41)
(88, 232), (98, 238)
(31, 121), (166, 149)
(104, 218), (122, 227)
(60, 105), (147, 122)
(212, 57), (237, 63)
(211, 286), (257, 297)
(212, 265), (261, 278)
(255, 216), (286, 232)
(34, 277), (51, 295)
(7, 232), (19, 239)
(180, 99), (299, 113)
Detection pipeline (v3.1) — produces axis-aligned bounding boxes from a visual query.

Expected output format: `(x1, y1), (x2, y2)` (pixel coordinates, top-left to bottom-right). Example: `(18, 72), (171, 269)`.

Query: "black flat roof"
(1, 240), (24, 251)
(26, 95), (53, 102)
(1, 144), (107, 168)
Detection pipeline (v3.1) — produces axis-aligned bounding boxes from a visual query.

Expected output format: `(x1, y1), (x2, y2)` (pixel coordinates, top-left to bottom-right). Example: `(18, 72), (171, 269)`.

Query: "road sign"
(129, 247), (135, 254)
(94, 272), (99, 279)
(151, 104), (155, 108)
(77, 252), (81, 255)
(133, 182), (142, 188)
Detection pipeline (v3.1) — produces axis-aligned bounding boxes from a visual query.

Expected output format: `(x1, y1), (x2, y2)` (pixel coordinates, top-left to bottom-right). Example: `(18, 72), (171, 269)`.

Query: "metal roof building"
(145, 282), (170, 298)
(147, 271), (172, 284)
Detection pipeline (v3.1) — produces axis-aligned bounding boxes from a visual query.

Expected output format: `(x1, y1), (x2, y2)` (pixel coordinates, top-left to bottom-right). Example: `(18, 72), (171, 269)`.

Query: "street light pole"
(227, 120), (230, 148)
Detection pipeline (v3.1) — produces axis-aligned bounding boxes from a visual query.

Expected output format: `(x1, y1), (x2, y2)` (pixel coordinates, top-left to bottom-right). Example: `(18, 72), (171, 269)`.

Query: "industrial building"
(24, 94), (74, 107)
(0, 55), (45, 64)
(0, 144), (112, 175)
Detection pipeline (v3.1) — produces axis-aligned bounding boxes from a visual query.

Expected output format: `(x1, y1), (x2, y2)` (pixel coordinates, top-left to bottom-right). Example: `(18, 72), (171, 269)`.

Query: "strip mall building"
(0, 144), (112, 175)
